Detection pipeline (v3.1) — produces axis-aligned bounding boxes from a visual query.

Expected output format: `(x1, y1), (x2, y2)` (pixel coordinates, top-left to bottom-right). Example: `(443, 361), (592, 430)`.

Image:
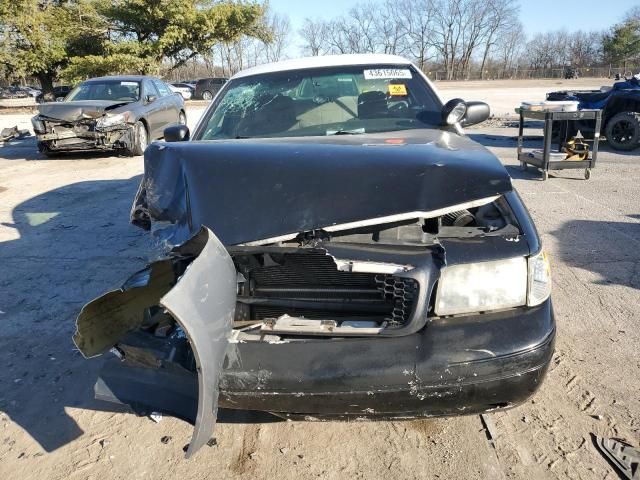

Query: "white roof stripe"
(231, 54), (413, 79)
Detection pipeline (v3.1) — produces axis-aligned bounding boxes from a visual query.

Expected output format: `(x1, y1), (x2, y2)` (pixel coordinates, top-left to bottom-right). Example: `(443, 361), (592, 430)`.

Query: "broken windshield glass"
(196, 65), (442, 140)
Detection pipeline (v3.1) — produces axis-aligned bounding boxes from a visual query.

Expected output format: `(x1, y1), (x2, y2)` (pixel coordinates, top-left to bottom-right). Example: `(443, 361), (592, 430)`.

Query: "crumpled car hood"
(133, 129), (512, 246)
(37, 100), (131, 121)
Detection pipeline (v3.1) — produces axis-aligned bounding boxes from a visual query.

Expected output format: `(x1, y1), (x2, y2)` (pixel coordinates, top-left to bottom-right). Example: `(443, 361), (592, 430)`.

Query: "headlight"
(527, 250), (551, 306)
(31, 116), (45, 133)
(96, 112), (128, 128)
(435, 257), (528, 316)
(434, 250), (552, 316)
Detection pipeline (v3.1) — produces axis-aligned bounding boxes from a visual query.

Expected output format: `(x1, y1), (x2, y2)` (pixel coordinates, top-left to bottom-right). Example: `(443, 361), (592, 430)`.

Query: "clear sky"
(268, 0), (638, 55)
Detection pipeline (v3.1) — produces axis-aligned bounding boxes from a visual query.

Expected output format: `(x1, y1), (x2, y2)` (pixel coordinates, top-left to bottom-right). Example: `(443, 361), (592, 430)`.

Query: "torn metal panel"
(593, 436), (640, 480)
(132, 129), (513, 246)
(158, 228), (237, 458)
(74, 227), (237, 458)
(261, 315), (387, 335)
(0, 126), (30, 142)
(73, 261), (176, 358)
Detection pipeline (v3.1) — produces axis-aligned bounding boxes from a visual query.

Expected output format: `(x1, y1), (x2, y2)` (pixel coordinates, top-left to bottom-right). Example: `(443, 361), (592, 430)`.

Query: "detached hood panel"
(135, 130), (512, 246)
(37, 100), (131, 121)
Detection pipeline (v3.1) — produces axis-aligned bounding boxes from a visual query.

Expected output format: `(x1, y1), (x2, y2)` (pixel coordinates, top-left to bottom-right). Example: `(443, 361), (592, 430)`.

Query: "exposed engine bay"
(226, 198), (517, 338)
(32, 114), (134, 152)
(78, 196), (520, 354)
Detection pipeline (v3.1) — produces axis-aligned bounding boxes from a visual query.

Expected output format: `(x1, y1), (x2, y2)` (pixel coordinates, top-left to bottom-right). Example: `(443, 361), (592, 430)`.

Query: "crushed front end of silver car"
(32, 105), (135, 153)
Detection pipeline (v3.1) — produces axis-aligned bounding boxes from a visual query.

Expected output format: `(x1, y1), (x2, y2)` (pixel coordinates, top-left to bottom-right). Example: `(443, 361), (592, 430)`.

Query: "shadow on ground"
(551, 219), (640, 290)
(0, 136), (126, 161)
(0, 176), (280, 454)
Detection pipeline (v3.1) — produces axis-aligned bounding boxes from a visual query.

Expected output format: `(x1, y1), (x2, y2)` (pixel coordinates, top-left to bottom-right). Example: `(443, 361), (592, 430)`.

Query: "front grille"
(238, 252), (418, 325)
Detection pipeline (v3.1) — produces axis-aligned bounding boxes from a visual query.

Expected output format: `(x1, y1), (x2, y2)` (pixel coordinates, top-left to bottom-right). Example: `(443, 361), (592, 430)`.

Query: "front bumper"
(35, 123), (133, 152)
(95, 299), (555, 421)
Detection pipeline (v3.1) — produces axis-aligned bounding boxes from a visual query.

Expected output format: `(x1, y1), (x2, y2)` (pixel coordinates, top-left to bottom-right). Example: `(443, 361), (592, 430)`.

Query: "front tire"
(605, 112), (640, 151)
(202, 90), (213, 101)
(128, 121), (148, 156)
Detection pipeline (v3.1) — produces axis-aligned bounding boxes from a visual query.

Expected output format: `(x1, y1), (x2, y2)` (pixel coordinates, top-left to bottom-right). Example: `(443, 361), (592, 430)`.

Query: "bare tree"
(399, 0), (437, 70)
(478, 0), (519, 79)
(223, 0), (620, 80)
(299, 18), (329, 56)
(375, 0), (409, 55)
(264, 13), (291, 62)
(568, 30), (602, 68)
(495, 21), (525, 77)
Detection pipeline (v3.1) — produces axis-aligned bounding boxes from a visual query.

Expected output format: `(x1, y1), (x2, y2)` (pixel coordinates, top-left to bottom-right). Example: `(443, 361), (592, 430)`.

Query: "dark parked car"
(31, 75), (186, 156)
(171, 82), (195, 92)
(75, 55), (554, 458)
(194, 77), (227, 100)
(547, 74), (640, 151)
(35, 85), (72, 103)
(0, 86), (30, 99)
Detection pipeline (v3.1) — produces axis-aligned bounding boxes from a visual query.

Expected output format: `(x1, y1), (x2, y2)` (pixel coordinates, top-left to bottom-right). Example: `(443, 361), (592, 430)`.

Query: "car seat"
(239, 95), (298, 136)
(358, 91), (388, 118)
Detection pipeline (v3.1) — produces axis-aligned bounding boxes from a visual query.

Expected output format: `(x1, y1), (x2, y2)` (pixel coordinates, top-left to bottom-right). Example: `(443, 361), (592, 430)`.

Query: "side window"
(152, 80), (172, 97)
(144, 80), (159, 98)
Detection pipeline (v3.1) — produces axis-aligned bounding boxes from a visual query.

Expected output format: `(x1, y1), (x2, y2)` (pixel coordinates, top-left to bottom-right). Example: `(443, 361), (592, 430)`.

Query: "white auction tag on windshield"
(121, 81), (138, 86)
(363, 69), (412, 80)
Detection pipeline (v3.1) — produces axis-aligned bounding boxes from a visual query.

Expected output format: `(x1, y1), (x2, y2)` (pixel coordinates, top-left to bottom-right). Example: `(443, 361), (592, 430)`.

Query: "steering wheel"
(388, 100), (409, 114)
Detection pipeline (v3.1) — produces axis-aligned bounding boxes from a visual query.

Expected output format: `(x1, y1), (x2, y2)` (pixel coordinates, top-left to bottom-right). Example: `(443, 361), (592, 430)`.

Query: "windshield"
(195, 65), (441, 140)
(66, 80), (140, 102)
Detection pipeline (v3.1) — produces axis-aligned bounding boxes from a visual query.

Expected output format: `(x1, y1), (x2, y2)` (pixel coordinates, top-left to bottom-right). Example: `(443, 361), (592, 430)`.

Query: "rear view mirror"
(164, 124), (190, 142)
(146, 94), (157, 104)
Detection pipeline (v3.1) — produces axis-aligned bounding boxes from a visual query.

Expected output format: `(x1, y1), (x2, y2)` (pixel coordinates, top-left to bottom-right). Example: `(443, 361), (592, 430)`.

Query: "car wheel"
(178, 111), (187, 125)
(202, 90), (213, 101)
(605, 112), (640, 151)
(128, 121), (148, 156)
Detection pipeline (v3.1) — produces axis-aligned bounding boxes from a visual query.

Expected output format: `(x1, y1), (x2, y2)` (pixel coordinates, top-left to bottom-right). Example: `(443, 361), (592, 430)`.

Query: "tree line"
(298, 1), (640, 80)
(0, 0), (271, 94)
(2, 0), (640, 92)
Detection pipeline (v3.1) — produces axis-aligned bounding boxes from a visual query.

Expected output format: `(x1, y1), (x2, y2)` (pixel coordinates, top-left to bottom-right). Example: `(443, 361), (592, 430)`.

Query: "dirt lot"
(0, 81), (639, 479)
(436, 78), (612, 116)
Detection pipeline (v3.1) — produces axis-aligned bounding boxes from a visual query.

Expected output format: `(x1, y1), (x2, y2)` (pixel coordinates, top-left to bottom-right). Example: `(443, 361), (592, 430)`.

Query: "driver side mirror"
(164, 124), (190, 142)
(145, 94), (157, 104)
(441, 99), (490, 127)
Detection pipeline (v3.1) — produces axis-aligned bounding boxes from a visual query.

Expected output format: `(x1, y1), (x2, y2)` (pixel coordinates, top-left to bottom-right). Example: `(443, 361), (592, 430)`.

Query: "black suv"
(194, 77), (227, 100)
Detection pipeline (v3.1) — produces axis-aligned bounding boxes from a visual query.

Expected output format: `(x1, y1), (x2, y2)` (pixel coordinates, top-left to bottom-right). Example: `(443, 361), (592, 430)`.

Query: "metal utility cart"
(516, 108), (602, 180)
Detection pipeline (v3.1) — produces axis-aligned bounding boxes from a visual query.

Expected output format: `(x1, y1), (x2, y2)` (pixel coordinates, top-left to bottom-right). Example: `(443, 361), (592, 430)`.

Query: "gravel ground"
(0, 84), (638, 479)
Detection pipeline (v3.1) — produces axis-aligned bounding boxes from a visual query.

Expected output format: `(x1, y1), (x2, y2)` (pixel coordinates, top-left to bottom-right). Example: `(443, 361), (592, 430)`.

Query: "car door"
(142, 80), (164, 138)
(152, 80), (179, 127)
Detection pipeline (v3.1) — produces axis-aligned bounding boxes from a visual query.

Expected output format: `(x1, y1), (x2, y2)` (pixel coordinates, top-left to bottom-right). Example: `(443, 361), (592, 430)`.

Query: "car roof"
(232, 54), (413, 80)
(83, 75), (157, 82)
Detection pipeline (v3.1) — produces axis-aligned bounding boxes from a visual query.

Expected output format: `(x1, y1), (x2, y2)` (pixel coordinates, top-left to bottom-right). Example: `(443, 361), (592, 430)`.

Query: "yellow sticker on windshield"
(388, 84), (407, 96)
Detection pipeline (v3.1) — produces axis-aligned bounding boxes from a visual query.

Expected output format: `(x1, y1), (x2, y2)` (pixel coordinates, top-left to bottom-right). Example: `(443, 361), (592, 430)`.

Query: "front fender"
(73, 227), (237, 457)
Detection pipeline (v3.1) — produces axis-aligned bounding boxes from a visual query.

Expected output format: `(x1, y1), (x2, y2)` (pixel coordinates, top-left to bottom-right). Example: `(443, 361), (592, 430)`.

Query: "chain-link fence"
(428, 65), (640, 81)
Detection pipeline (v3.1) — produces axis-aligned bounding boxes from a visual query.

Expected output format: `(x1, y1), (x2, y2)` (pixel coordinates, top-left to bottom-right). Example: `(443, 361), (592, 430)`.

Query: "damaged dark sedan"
(75, 55), (554, 457)
(32, 76), (186, 156)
